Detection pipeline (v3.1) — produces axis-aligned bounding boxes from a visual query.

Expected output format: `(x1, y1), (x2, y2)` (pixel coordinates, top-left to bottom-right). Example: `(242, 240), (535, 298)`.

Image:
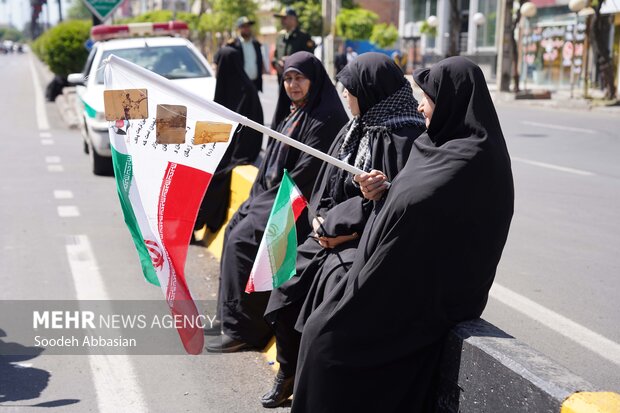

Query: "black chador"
(212, 52), (348, 350)
(292, 57), (515, 413)
(263, 53), (427, 389)
(194, 46), (263, 233)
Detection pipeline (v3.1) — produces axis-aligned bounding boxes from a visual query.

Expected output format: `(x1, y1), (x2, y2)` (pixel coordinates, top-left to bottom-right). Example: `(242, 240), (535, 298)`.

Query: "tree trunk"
(447, 0), (461, 57)
(590, 5), (616, 100)
(498, 0), (515, 91)
(198, 0), (208, 59)
(510, 1), (526, 93)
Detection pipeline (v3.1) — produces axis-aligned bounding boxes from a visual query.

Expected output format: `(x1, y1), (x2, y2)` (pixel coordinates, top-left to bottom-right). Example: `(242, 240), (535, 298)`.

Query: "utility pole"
(322, 0), (340, 80)
(57, 0), (62, 22)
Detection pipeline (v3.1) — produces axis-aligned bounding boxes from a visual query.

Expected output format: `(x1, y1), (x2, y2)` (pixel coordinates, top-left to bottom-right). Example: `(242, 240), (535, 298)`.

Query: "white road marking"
(53, 190), (74, 199)
(490, 283), (620, 366)
(40, 132), (52, 138)
(57, 206), (80, 217)
(521, 120), (596, 135)
(45, 156), (61, 163)
(47, 164), (64, 172)
(41, 139), (54, 145)
(65, 235), (147, 412)
(511, 157), (595, 176)
(29, 56), (50, 131)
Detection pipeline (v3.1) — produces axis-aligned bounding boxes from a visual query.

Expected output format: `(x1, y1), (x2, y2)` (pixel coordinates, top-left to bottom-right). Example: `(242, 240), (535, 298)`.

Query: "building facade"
(399, 0), (500, 79)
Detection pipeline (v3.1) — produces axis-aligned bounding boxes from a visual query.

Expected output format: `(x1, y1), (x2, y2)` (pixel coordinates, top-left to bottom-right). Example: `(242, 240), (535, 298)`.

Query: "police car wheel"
(89, 143), (113, 176)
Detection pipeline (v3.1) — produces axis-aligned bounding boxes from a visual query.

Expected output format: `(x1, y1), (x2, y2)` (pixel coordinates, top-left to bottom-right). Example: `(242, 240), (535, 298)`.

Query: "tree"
(370, 23), (398, 49)
(32, 20), (91, 76)
(0, 27), (24, 42)
(67, 0), (91, 20)
(291, 1), (323, 36)
(590, 0), (616, 99)
(447, 0), (461, 56)
(336, 8), (378, 40)
(509, 0), (527, 93)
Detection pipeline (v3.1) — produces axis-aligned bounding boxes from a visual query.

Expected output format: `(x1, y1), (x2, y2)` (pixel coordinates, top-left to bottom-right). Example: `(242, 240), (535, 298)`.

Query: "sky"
(0, 0), (72, 31)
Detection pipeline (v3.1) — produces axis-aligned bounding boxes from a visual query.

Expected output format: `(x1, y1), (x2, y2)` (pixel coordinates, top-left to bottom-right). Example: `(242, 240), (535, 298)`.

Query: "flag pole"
(105, 56), (366, 177)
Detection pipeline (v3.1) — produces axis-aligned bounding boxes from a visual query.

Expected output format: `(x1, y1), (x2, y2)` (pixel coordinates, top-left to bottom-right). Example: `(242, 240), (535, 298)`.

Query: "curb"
(55, 87), (79, 129)
(562, 392), (620, 413)
(437, 319), (620, 413)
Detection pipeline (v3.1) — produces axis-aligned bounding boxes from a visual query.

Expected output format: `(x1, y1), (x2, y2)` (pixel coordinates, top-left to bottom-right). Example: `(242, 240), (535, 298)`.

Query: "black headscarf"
(271, 51), (343, 130)
(413, 55), (499, 147)
(292, 57), (514, 413)
(263, 51), (348, 190)
(336, 52), (407, 115)
(335, 52), (424, 173)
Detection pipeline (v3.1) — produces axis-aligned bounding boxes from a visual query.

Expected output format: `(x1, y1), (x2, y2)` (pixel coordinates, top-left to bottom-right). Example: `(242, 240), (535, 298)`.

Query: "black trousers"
(219, 210), (272, 348)
(272, 299), (304, 377)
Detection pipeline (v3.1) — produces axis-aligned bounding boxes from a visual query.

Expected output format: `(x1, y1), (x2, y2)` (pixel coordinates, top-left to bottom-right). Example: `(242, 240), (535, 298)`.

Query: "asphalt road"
(0, 51), (618, 413)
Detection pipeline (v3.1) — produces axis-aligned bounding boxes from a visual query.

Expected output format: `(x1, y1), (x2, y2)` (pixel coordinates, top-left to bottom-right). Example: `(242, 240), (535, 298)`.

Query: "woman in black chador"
(292, 56), (515, 412)
(260, 53), (426, 408)
(206, 52), (348, 353)
(194, 46), (263, 234)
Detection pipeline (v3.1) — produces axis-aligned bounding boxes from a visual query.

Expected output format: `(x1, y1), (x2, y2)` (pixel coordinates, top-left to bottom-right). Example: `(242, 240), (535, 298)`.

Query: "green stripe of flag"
(111, 146), (159, 286)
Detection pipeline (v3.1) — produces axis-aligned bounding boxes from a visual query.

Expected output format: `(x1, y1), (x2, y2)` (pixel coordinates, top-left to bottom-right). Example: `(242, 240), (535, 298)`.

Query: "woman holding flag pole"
(206, 52), (348, 353)
(260, 53), (427, 408)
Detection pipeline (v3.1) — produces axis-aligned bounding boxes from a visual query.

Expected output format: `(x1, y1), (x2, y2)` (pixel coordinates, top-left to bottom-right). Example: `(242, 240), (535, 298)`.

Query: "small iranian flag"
(246, 170), (307, 293)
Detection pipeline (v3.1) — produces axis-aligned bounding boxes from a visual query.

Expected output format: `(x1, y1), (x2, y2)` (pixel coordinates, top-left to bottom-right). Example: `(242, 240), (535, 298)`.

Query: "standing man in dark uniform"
(225, 16), (264, 92)
(271, 7), (315, 83)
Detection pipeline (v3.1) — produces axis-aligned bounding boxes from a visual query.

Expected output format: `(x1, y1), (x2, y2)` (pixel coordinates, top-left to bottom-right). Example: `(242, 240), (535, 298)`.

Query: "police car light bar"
(91, 21), (189, 42)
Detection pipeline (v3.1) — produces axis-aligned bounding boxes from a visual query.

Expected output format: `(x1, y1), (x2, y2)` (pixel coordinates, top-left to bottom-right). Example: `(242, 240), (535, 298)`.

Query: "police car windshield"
(96, 45), (210, 83)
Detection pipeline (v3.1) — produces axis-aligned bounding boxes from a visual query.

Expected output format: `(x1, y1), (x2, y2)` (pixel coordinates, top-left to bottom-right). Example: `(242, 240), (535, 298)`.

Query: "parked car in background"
(68, 22), (216, 175)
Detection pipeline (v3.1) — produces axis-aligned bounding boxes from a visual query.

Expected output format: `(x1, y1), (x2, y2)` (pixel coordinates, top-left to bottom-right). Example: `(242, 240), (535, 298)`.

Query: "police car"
(68, 22), (216, 175)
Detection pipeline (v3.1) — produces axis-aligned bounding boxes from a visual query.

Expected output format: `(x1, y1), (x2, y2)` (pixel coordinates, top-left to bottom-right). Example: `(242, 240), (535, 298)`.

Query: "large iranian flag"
(246, 170), (308, 293)
(105, 57), (238, 354)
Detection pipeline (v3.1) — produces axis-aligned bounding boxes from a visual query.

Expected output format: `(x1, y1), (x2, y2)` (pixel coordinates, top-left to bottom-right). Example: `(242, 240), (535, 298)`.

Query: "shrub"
(370, 23), (399, 49)
(33, 20), (91, 76)
(336, 8), (378, 40)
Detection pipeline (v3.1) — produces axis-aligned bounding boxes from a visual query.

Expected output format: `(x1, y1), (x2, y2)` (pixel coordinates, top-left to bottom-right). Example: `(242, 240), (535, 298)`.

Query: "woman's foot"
(261, 370), (294, 408)
(205, 334), (253, 353)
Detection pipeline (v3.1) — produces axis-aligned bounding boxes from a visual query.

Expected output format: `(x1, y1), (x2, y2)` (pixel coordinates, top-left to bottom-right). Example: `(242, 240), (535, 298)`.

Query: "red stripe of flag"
(158, 162), (212, 355)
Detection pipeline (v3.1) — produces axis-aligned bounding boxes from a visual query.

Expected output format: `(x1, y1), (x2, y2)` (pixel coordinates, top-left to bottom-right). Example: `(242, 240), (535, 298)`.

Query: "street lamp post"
(568, 0), (586, 98)
(520, 2), (537, 94)
(579, 7), (595, 99)
(425, 15), (438, 66)
(472, 12), (485, 55)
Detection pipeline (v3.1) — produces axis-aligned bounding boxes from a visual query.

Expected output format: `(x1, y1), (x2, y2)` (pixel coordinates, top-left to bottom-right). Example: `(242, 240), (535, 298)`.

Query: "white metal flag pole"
(105, 55), (365, 177)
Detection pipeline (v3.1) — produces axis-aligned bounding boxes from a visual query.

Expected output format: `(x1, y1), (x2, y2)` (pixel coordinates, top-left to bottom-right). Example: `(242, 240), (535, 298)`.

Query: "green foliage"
(32, 20), (91, 77)
(336, 8), (378, 40)
(291, 1), (323, 36)
(419, 20), (437, 37)
(213, 0), (258, 32)
(341, 0), (357, 8)
(124, 10), (174, 22)
(0, 27), (23, 42)
(67, 0), (92, 20)
(370, 23), (398, 48)
(118, 10), (200, 37)
(196, 0), (258, 35)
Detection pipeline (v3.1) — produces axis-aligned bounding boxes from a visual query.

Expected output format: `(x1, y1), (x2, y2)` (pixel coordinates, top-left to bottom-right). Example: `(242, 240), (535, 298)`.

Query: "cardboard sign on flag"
(104, 56), (238, 355)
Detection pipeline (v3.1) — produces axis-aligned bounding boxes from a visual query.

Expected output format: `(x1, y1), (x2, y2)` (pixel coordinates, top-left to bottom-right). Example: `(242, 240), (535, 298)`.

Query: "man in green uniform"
(272, 7), (315, 83)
